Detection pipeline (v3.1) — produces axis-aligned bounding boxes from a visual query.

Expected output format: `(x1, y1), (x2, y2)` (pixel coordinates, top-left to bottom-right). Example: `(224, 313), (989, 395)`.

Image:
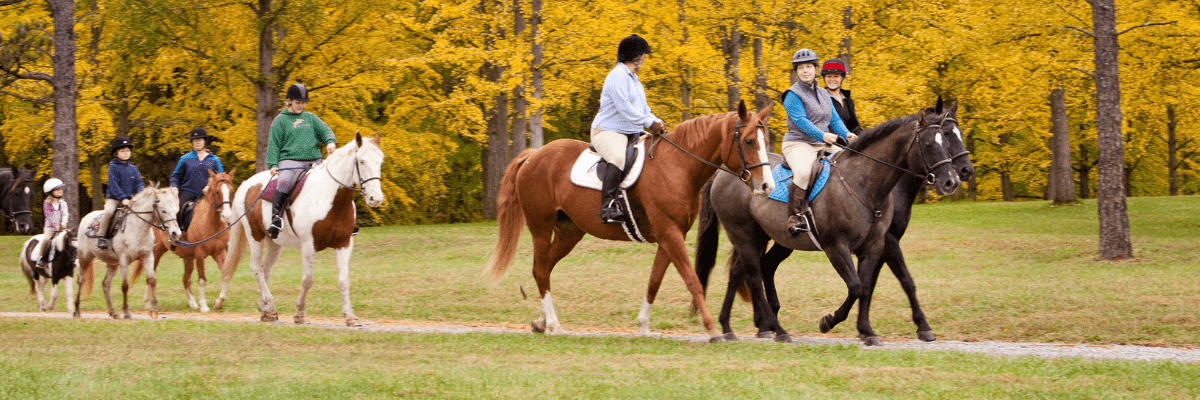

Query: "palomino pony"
(708, 100), (976, 343)
(18, 229), (78, 313)
(222, 133), (384, 326)
(695, 106), (960, 345)
(133, 169), (237, 312)
(0, 167), (35, 235)
(74, 184), (183, 319)
(485, 101), (775, 342)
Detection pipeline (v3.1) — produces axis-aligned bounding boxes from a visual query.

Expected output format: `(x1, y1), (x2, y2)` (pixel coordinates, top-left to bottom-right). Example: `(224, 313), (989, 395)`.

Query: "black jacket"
(830, 89), (862, 134)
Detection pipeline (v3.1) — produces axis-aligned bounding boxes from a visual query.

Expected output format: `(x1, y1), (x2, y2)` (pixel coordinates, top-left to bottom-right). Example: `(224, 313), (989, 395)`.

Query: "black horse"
(0, 167), (35, 235)
(695, 102), (962, 345)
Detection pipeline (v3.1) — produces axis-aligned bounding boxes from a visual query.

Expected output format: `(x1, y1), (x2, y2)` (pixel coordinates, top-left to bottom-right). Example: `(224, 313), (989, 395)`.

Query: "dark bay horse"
(707, 101), (976, 344)
(0, 167), (35, 235)
(133, 169), (237, 312)
(485, 101), (774, 342)
(695, 105), (960, 345)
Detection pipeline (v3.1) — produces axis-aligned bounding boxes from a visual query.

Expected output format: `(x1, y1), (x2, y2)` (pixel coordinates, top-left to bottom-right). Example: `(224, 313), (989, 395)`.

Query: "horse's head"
(936, 98), (975, 182)
(3, 167), (35, 234)
(134, 184), (183, 242)
(351, 132), (386, 208)
(914, 106), (961, 195)
(204, 168), (237, 224)
(728, 101), (775, 196)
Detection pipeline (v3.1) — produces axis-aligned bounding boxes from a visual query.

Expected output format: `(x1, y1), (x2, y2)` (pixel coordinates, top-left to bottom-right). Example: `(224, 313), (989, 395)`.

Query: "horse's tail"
(79, 259), (95, 301)
(691, 177), (721, 317)
(219, 219), (247, 281)
(484, 149), (534, 282)
(19, 239), (36, 294)
(729, 250), (752, 303)
(130, 259), (144, 285)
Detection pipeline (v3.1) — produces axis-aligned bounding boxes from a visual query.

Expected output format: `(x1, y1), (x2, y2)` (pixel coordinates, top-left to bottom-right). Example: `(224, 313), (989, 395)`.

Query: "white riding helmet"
(43, 178), (65, 194)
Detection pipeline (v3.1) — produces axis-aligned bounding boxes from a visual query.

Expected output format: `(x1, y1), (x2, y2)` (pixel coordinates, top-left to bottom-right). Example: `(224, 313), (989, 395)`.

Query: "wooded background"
(1, 0), (1196, 232)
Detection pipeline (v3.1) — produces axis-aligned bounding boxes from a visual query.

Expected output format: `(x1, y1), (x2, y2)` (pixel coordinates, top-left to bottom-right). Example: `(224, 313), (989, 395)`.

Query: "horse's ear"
(935, 96), (944, 115)
(916, 108), (929, 123)
(227, 167), (236, 177)
(373, 132), (381, 145)
(355, 131), (363, 148)
(949, 100), (958, 115)
(207, 169), (217, 178)
(757, 104), (772, 120)
(737, 100), (748, 121)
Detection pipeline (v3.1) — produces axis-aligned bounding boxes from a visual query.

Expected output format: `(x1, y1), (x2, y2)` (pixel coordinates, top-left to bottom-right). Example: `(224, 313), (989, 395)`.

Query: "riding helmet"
(188, 127), (211, 147)
(791, 49), (819, 68)
(43, 178), (64, 194)
(617, 34), (653, 63)
(821, 58), (847, 76)
(110, 137), (133, 156)
(286, 83), (309, 101)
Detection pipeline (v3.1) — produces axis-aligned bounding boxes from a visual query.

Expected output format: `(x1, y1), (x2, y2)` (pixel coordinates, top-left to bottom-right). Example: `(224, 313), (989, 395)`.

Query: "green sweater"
(267, 110), (336, 169)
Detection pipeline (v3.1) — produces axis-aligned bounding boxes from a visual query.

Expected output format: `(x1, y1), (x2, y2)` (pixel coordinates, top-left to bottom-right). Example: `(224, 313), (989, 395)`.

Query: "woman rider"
(821, 58), (862, 134)
(590, 34), (666, 224)
(266, 83), (337, 238)
(170, 127), (224, 232)
(781, 49), (857, 235)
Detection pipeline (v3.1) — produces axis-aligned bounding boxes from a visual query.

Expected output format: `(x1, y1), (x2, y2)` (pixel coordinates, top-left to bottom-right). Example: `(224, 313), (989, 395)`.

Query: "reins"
(647, 121), (769, 185)
(824, 119), (955, 219)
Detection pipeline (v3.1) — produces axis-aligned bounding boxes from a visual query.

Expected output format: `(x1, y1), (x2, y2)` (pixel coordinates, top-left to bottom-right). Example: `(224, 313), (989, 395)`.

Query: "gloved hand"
(846, 133), (858, 143)
(822, 132), (839, 144)
(650, 120), (665, 134)
(326, 142), (337, 154)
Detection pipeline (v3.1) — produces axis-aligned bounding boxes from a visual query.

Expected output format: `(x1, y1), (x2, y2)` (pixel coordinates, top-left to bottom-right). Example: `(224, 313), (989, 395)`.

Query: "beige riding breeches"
(590, 128), (633, 170)
(782, 140), (828, 188)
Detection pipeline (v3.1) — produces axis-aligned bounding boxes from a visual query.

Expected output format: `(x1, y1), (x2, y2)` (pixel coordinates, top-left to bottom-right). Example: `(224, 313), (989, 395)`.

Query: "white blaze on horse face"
(25, 187), (31, 195)
(934, 132), (944, 147)
(953, 126), (963, 142)
(220, 184), (235, 224)
(755, 128), (775, 195)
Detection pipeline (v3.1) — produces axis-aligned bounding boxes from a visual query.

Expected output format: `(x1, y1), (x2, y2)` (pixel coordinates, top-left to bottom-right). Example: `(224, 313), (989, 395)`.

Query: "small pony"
(18, 229), (78, 313)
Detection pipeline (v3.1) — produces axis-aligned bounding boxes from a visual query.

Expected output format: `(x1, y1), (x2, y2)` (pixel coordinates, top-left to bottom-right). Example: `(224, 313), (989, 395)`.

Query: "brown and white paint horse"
(222, 133), (384, 326)
(133, 169), (237, 312)
(485, 101), (774, 342)
(75, 185), (183, 319)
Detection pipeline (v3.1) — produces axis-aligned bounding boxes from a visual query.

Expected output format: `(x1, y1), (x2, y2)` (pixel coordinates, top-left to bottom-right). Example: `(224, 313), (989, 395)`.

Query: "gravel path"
(4, 311), (1197, 364)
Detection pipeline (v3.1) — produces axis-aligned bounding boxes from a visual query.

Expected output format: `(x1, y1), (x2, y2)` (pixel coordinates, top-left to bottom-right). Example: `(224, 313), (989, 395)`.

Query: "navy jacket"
(170, 151), (224, 196)
(106, 159), (144, 200)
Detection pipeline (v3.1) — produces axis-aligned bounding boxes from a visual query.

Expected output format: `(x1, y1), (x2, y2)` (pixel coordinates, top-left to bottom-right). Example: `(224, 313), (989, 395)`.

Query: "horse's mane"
(846, 114), (917, 152)
(669, 111), (738, 148)
(132, 182), (163, 202)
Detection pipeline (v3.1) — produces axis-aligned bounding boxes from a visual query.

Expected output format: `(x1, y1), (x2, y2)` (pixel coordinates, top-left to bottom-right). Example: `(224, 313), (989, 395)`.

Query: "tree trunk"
(48, 0), (80, 226)
(840, 6), (852, 75)
(999, 133), (1013, 201)
(254, 0), (279, 172)
(1077, 142), (1092, 199)
(1091, 0), (1133, 260)
(510, 0), (527, 154)
(1048, 87), (1076, 204)
(677, 0), (692, 121)
(481, 4), (508, 220)
(527, 0), (544, 148)
(1166, 104), (1179, 196)
(966, 128), (977, 200)
(720, 24), (742, 111)
(752, 30), (771, 149)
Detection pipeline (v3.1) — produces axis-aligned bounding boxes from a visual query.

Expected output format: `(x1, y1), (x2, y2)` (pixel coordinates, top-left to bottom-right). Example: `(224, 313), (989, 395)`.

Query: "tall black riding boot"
(598, 161), (627, 224)
(787, 183), (811, 236)
(267, 190), (291, 239)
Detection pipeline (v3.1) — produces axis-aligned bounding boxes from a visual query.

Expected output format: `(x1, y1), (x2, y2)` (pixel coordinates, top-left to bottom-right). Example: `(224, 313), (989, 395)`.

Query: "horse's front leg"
(184, 258), (199, 310)
(853, 242), (888, 346)
(34, 277), (48, 312)
(295, 244), (318, 325)
(638, 247), (673, 336)
(249, 241), (281, 322)
(47, 280), (58, 311)
(655, 228), (723, 342)
(197, 253), (215, 312)
(333, 243), (360, 327)
(65, 275), (76, 315)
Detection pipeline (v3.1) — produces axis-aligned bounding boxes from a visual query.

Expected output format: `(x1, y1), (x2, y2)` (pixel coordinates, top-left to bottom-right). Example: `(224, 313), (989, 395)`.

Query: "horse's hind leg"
(197, 255), (213, 312)
(74, 257), (91, 318)
(760, 244), (794, 317)
(65, 275), (76, 315)
(818, 245), (862, 336)
(47, 280), (58, 311)
(103, 262), (119, 319)
(882, 235), (934, 341)
(34, 277), (48, 312)
(530, 221), (582, 335)
(639, 247), (673, 336)
(295, 244), (318, 325)
(184, 258), (199, 310)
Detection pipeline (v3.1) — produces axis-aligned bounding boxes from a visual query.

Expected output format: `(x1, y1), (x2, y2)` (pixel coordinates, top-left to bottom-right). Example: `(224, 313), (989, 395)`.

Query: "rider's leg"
(591, 129), (630, 224)
(782, 141), (821, 235)
(268, 159), (314, 239)
(178, 191), (199, 233)
(97, 199), (119, 250)
(268, 189), (291, 239)
(35, 230), (53, 271)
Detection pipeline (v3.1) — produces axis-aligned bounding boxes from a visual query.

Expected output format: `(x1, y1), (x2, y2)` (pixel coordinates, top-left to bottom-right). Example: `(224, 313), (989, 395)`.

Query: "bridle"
(326, 147), (381, 193)
(648, 121), (771, 186)
(831, 118), (954, 185)
(1, 179), (33, 221)
(127, 191), (179, 235)
(942, 116), (972, 163)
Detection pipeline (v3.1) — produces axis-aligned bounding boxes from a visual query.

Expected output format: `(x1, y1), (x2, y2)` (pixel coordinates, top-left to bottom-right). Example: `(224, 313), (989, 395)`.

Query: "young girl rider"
(266, 83), (337, 239)
(97, 137), (145, 250)
(33, 178), (68, 272)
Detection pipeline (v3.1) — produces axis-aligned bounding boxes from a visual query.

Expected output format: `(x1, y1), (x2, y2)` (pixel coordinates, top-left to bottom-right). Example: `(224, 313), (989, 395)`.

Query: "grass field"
(1, 196), (1198, 397)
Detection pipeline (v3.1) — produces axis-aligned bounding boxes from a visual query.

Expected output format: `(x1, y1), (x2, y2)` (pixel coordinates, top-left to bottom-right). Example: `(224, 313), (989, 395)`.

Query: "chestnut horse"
(133, 169), (237, 312)
(485, 101), (774, 342)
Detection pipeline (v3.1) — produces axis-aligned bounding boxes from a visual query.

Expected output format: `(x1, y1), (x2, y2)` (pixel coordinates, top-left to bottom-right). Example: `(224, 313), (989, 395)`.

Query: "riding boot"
(598, 161), (627, 224)
(787, 183), (812, 236)
(268, 190), (291, 239)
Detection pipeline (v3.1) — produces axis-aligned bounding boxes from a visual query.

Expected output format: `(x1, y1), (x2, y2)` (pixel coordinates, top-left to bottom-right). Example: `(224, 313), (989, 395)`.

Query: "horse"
(18, 229), (78, 313)
(221, 133), (384, 326)
(708, 100), (976, 344)
(74, 184), (183, 319)
(484, 101), (775, 342)
(0, 167), (35, 235)
(694, 103), (960, 345)
(132, 169), (237, 312)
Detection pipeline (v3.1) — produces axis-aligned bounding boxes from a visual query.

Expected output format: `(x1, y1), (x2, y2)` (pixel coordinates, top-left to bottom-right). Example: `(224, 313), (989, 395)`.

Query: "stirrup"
(788, 214), (811, 235)
(97, 238), (110, 250)
(267, 215), (283, 239)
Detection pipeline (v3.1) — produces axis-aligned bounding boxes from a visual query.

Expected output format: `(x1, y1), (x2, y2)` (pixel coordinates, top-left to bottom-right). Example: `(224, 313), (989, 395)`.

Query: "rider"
(266, 83), (337, 239)
(170, 127), (224, 233)
(33, 178), (68, 272)
(781, 49), (856, 236)
(821, 58), (862, 134)
(98, 137), (145, 250)
(590, 34), (665, 224)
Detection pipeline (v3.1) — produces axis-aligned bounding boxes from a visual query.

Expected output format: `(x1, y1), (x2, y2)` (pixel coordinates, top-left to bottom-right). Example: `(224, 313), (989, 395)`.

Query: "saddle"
(768, 151), (837, 204)
(179, 200), (197, 231)
(85, 208), (130, 239)
(260, 169), (313, 202)
(569, 137), (647, 191)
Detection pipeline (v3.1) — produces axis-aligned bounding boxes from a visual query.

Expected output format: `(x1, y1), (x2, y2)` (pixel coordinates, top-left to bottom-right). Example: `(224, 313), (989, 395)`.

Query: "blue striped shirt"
(591, 63), (660, 134)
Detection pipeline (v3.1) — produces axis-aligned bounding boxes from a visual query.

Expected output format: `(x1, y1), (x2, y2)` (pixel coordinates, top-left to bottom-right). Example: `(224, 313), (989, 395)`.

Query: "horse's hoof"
(123, 314), (132, 320)
(213, 299), (224, 310)
(261, 312), (278, 322)
(819, 314), (835, 333)
(756, 331), (775, 339)
(346, 318), (362, 327)
(110, 312), (120, 319)
(200, 306), (210, 313)
(722, 332), (739, 342)
(73, 311), (81, 318)
(295, 316), (307, 324)
(775, 334), (794, 344)
(917, 330), (936, 342)
(149, 311), (158, 320)
(860, 335), (882, 346)
(530, 321), (545, 334)
(709, 335), (728, 343)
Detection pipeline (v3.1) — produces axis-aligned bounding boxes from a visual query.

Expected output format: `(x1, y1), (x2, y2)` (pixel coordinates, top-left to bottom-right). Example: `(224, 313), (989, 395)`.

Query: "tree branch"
(0, 0), (30, 6)
(1064, 26), (1094, 37)
(1072, 68), (1094, 79)
(0, 90), (51, 104)
(1118, 21), (1176, 36)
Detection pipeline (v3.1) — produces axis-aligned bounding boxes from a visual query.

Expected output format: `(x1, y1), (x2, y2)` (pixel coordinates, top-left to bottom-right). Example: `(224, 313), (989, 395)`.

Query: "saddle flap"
(180, 200), (197, 230)
(260, 171), (312, 201)
(569, 139), (648, 191)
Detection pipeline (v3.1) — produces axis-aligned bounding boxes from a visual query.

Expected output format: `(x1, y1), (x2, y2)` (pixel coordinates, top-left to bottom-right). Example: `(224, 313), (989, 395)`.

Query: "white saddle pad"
(570, 139), (648, 190)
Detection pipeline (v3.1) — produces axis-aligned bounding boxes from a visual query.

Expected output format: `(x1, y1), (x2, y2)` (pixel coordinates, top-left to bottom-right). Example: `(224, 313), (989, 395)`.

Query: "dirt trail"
(3, 311), (1196, 364)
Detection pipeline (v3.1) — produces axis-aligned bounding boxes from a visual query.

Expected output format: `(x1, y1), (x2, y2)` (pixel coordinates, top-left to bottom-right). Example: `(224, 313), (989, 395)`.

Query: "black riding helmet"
(286, 83), (309, 102)
(617, 34), (652, 63)
(188, 127), (210, 146)
(110, 137), (133, 156)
